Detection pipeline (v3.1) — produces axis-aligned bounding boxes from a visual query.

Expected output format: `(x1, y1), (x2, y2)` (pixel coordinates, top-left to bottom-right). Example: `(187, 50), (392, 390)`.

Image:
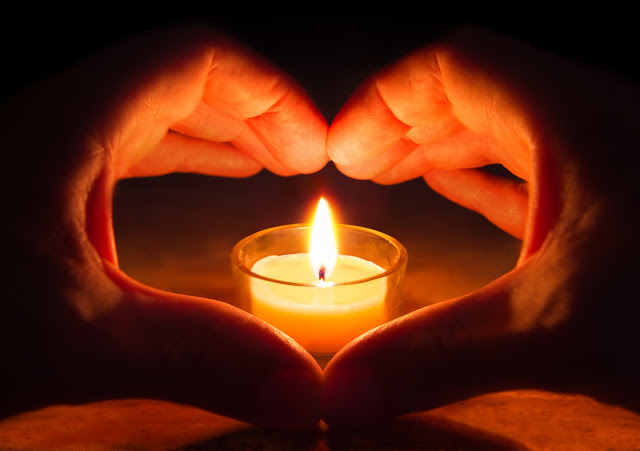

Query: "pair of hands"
(1, 24), (638, 429)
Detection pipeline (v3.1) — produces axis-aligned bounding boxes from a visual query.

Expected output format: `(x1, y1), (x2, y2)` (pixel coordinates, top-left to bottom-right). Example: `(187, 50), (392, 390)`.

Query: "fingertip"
(327, 80), (411, 168)
(295, 108), (330, 174)
(292, 148), (330, 175)
(332, 162), (371, 180)
(423, 169), (454, 192)
(250, 97), (329, 175)
(325, 117), (352, 167)
(370, 174), (399, 186)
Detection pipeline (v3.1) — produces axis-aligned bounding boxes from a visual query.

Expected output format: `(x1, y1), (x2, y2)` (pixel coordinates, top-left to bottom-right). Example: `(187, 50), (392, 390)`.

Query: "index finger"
(327, 27), (534, 181)
(135, 41), (331, 178)
(200, 40), (329, 174)
(90, 26), (328, 179)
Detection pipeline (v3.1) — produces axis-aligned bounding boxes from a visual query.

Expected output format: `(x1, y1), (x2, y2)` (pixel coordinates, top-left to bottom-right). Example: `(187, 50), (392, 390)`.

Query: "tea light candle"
(231, 198), (407, 356)
(250, 199), (387, 355)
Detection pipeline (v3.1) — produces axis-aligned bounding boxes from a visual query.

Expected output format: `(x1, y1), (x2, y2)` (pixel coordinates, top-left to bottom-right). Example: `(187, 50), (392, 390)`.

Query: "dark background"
(2, 5), (639, 109)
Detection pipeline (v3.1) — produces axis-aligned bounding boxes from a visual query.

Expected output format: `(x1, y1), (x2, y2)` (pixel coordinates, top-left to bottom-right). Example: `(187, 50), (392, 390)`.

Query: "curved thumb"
(322, 266), (560, 427)
(93, 264), (323, 429)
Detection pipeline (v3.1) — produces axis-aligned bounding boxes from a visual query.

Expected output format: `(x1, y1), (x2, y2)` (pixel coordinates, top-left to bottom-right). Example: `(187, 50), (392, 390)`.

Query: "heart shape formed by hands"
(0, 23), (638, 430)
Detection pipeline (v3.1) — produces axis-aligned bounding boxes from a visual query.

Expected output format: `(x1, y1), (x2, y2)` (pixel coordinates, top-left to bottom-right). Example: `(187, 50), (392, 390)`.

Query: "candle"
(231, 198), (407, 356)
(250, 199), (387, 354)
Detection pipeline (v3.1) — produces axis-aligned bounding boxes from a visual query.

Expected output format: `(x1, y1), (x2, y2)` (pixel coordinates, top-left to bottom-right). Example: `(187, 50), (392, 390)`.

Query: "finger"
(322, 265), (564, 428)
(334, 138), (418, 180)
(168, 99), (298, 176)
(59, 25), (326, 179)
(327, 79), (414, 172)
(370, 129), (499, 184)
(424, 169), (528, 239)
(124, 131), (264, 178)
(327, 70), (463, 179)
(95, 265), (322, 429)
(201, 42), (329, 174)
(327, 26), (534, 182)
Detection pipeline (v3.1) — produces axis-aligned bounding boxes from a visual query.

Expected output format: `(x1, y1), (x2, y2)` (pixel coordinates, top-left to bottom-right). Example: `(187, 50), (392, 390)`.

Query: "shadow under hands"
(187, 414), (530, 451)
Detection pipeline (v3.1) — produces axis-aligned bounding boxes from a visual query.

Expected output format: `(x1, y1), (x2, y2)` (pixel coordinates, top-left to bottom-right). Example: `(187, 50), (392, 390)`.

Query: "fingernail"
(259, 367), (322, 429)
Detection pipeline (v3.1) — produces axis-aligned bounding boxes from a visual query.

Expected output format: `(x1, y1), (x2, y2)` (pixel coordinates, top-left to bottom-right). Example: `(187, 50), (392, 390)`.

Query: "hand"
(0, 24), (327, 429)
(324, 26), (640, 426)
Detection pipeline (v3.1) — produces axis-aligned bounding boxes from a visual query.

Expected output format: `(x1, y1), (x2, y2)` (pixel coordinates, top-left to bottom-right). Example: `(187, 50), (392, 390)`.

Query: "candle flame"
(310, 198), (337, 281)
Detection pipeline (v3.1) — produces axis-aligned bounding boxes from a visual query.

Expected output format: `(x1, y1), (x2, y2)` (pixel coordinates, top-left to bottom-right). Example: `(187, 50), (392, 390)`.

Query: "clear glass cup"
(231, 224), (407, 360)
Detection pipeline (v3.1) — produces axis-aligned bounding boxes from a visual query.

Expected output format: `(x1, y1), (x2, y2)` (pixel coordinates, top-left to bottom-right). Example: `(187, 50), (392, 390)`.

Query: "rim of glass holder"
(231, 223), (407, 287)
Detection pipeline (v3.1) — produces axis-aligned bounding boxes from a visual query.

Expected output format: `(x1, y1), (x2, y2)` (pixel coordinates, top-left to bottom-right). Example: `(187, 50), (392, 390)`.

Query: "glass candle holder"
(230, 224), (407, 357)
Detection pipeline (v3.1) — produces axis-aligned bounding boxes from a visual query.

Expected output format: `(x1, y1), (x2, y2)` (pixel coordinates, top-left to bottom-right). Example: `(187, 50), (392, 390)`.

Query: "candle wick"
(318, 266), (326, 281)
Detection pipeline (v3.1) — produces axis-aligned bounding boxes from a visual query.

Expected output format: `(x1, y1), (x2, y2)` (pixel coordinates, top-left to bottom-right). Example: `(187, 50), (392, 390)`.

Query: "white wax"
(250, 253), (387, 354)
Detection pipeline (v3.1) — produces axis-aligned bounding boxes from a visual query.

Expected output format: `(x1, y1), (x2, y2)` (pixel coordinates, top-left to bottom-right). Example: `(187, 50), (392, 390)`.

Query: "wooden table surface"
(1, 164), (638, 450)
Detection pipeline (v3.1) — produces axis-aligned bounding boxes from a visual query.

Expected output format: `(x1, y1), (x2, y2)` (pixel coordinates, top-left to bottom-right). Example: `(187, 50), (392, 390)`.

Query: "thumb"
(92, 265), (323, 429)
(322, 262), (568, 427)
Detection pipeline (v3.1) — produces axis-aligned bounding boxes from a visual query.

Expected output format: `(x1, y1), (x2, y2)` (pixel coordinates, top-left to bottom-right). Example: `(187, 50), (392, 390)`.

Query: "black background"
(1, 4), (639, 117)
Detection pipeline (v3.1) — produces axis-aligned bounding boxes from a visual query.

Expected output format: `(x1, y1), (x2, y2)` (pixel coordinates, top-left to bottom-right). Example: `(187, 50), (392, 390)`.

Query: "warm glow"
(310, 198), (338, 281)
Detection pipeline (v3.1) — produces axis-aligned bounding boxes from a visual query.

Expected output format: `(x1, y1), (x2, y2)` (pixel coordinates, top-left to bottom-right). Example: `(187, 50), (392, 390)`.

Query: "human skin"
(0, 24), (327, 429)
(323, 26), (640, 427)
(2, 21), (638, 431)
